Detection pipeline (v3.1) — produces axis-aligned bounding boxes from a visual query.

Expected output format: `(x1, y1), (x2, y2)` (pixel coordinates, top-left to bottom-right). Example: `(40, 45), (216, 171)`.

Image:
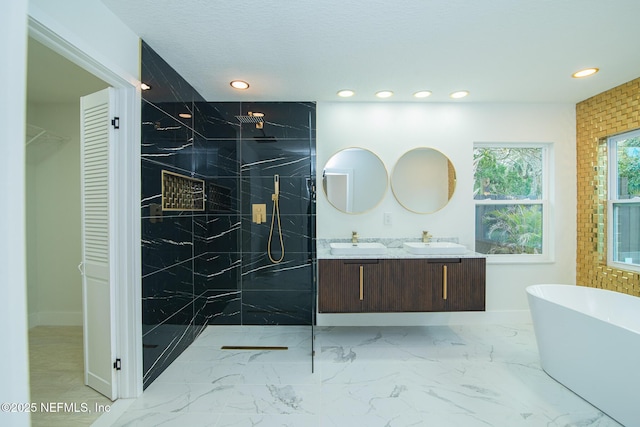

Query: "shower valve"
(252, 204), (267, 224)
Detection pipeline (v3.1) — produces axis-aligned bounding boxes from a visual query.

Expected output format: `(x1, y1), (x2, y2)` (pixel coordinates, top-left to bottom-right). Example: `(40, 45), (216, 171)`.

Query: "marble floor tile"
(100, 324), (623, 427)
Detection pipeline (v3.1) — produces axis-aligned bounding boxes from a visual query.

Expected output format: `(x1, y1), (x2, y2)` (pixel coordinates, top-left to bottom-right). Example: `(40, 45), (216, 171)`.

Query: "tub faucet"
(422, 231), (432, 243)
(352, 231), (359, 244)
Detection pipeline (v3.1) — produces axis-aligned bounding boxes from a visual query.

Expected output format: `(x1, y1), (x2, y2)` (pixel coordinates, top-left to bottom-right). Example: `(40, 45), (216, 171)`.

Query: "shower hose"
(268, 175), (285, 264)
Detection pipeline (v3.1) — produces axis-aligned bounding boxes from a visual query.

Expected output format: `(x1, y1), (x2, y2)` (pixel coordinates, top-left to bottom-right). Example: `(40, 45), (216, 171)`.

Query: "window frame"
(473, 142), (553, 264)
(607, 129), (640, 273)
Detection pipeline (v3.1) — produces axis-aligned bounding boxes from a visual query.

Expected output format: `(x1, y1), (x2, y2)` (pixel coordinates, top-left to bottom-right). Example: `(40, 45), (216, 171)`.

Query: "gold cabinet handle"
(443, 265), (448, 300)
(359, 265), (364, 300)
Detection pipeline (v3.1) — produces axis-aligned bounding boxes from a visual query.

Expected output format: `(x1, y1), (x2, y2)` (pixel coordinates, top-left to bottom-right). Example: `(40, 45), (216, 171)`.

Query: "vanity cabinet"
(428, 258), (486, 311)
(398, 259), (433, 311)
(318, 257), (485, 313)
(318, 259), (400, 312)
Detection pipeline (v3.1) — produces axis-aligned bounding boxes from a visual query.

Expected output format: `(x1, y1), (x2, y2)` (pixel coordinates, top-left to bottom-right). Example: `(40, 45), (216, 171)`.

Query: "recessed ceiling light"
(375, 90), (394, 99)
(179, 113), (192, 119)
(572, 68), (599, 78)
(450, 90), (469, 99)
(230, 80), (250, 90)
(337, 89), (355, 97)
(413, 91), (432, 98)
(140, 83), (151, 90)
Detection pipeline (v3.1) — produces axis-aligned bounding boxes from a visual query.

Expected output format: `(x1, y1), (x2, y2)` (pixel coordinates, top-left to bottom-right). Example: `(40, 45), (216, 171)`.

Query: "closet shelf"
(26, 124), (68, 146)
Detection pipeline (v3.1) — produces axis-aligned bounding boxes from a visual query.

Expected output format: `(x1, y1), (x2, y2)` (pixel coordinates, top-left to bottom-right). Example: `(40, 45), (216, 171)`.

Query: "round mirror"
(391, 148), (456, 213)
(322, 148), (388, 214)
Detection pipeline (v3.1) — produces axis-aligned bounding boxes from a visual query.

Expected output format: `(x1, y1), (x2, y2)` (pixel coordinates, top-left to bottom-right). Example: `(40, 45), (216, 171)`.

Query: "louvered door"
(80, 88), (117, 400)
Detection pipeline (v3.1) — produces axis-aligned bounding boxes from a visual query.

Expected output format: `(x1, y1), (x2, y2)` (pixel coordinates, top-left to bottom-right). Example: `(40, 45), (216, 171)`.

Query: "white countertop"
(317, 238), (486, 260)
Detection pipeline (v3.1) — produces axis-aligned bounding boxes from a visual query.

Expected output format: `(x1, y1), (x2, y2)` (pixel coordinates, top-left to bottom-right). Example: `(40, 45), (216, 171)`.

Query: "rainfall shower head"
(235, 115), (263, 124)
(235, 111), (264, 128)
(236, 111), (274, 142)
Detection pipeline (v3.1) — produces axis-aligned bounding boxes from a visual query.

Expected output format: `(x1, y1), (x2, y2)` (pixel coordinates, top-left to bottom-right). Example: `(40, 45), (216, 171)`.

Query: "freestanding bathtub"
(527, 284), (640, 427)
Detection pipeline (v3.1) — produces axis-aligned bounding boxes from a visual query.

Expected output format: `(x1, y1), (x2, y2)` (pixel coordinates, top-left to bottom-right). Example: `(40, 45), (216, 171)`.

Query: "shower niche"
(161, 170), (205, 211)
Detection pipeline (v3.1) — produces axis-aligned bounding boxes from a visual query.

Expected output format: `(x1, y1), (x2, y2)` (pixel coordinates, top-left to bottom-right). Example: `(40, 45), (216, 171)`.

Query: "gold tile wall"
(576, 77), (640, 295)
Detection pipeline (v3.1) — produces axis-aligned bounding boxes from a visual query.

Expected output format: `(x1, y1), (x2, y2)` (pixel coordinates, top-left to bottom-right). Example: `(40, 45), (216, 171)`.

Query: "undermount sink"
(403, 241), (467, 255)
(330, 242), (387, 255)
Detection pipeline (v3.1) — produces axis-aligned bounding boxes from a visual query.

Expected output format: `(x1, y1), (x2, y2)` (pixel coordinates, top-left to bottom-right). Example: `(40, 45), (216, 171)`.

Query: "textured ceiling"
(103, 0), (639, 103)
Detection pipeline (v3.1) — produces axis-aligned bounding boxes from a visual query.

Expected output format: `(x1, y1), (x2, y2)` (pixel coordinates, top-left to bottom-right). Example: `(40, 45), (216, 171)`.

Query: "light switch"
(252, 204), (267, 224)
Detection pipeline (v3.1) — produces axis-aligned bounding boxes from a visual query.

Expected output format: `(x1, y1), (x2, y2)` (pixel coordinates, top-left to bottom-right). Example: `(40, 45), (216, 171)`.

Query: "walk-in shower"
(141, 42), (316, 386)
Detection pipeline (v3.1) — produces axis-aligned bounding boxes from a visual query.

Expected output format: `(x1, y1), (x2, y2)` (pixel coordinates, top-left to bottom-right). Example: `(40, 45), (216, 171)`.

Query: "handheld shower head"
(268, 174), (284, 264)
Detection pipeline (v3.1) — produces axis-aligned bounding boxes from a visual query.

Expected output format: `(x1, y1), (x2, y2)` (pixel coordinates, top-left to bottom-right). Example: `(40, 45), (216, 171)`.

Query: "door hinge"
(111, 117), (120, 129)
(113, 358), (122, 370)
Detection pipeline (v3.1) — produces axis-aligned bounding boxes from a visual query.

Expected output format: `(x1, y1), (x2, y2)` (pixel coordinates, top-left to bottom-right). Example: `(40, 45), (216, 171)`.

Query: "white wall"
(29, 0), (139, 85)
(1, 1), (30, 425)
(27, 103), (85, 327)
(317, 102), (576, 321)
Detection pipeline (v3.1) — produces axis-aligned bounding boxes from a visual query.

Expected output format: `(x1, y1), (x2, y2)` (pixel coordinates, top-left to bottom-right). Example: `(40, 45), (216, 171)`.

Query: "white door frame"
(28, 17), (142, 398)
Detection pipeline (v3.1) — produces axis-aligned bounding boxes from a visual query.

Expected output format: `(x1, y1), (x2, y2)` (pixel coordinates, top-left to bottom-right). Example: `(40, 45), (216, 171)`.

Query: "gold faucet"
(422, 231), (432, 243)
(352, 231), (359, 244)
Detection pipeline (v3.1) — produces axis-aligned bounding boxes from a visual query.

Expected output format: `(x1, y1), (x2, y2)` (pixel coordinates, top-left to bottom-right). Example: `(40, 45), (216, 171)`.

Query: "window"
(608, 129), (640, 272)
(473, 144), (551, 261)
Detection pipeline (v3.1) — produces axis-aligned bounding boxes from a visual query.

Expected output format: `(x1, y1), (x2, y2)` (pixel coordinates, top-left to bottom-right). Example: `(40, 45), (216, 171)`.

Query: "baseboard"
(316, 309), (532, 327)
(30, 311), (83, 327)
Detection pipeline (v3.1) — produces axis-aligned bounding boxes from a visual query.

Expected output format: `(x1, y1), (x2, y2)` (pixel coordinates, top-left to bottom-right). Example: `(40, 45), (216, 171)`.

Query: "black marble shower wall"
(140, 42), (316, 388)
(192, 102), (317, 327)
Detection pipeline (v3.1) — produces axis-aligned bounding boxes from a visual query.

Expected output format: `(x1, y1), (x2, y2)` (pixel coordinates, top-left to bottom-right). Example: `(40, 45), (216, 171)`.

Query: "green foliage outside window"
(482, 205), (542, 254)
(616, 137), (640, 198)
(473, 147), (542, 199)
(474, 147), (544, 255)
